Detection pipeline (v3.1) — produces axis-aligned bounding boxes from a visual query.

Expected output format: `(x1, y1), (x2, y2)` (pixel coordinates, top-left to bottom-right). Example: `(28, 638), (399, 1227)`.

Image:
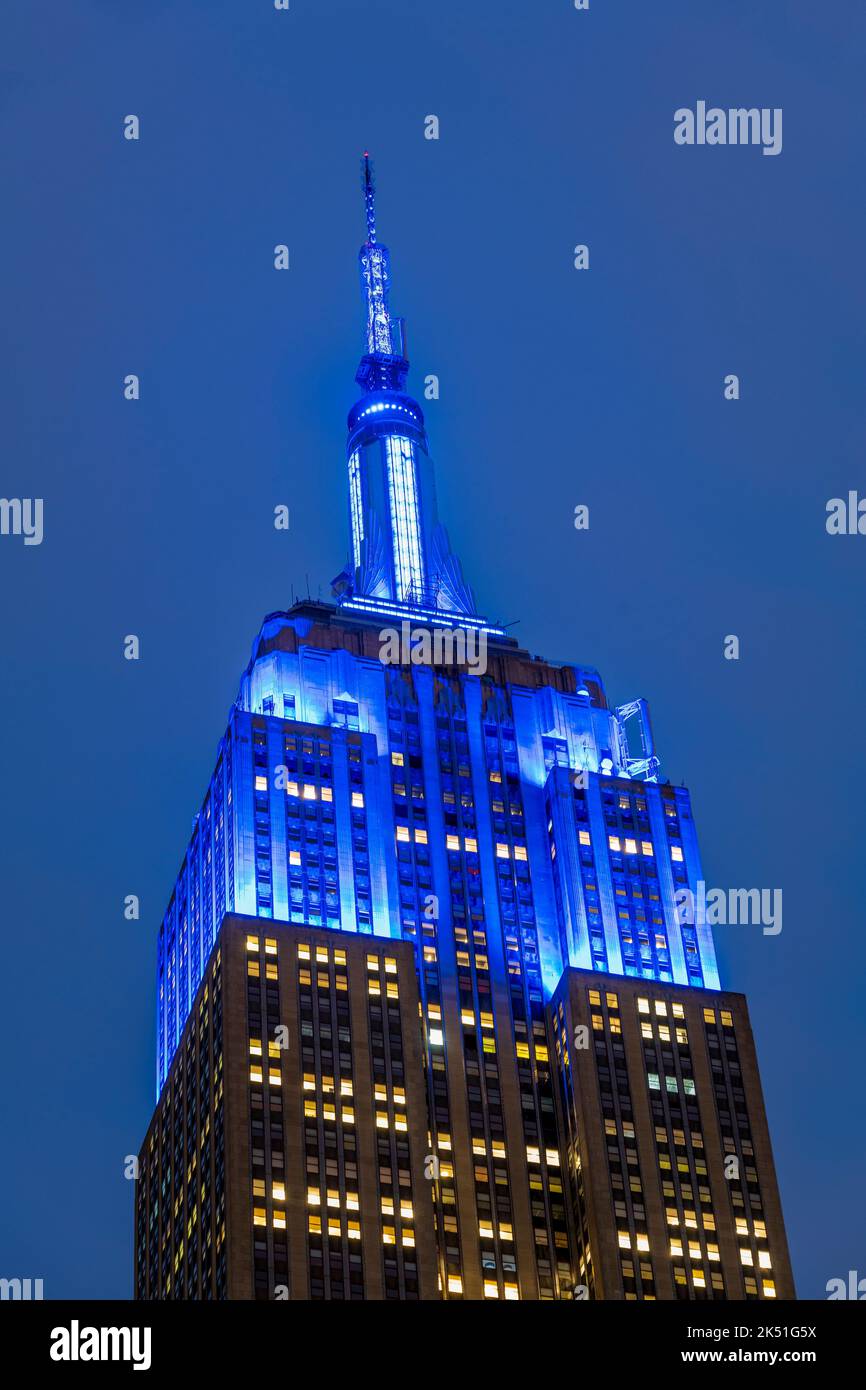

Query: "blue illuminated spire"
(356, 154), (409, 393)
(333, 155), (502, 634)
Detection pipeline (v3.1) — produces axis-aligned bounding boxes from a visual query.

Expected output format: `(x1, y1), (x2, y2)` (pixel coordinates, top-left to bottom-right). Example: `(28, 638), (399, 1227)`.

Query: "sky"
(1, 0), (864, 1299)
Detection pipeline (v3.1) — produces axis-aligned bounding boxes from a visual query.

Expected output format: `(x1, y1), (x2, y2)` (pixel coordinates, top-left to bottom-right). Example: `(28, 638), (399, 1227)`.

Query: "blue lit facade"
(155, 159), (719, 1109)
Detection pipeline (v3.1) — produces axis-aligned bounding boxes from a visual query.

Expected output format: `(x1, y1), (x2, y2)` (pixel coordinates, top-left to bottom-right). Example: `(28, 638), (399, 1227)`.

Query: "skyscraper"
(135, 158), (794, 1301)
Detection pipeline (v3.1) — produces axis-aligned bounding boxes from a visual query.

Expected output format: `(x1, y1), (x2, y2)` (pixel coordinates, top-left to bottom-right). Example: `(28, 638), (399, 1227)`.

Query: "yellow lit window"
(637, 997), (650, 1014)
(246, 935), (259, 953)
(289, 850), (301, 866)
(579, 830), (591, 846)
(762, 1280), (776, 1298)
(447, 1275), (463, 1294)
(297, 943), (310, 960)
(496, 842), (510, 859)
(535, 1044), (549, 1062)
(247, 959), (260, 978)
(446, 834), (460, 851)
(347, 1221), (361, 1240)
(273, 1210), (286, 1230)
(249, 1039), (262, 1056)
(483, 1279), (499, 1298)
(253, 1208), (266, 1227)
(268, 1069), (281, 1086)
(503, 1282), (519, 1301)
(396, 825), (409, 842)
(704, 1008), (716, 1024)
(272, 1183), (286, 1202)
(382, 1226), (396, 1246)
(308, 1214), (321, 1234)
(249, 1065), (263, 1084)
(609, 835), (621, 852)
(351, 791), (364, 808)
(266, 963), (278, 980)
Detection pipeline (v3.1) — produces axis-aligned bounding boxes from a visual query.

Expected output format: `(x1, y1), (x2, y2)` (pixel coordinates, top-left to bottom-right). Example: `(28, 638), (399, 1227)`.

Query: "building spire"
(356, 153), (407, 390)
(337, 155), (496, 632)
(362, 152), (377, 246)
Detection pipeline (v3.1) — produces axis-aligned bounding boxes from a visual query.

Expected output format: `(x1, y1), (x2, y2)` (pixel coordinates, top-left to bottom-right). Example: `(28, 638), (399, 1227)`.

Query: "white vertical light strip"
(385, 435), (425, 602)
(348, 448), (364, 571)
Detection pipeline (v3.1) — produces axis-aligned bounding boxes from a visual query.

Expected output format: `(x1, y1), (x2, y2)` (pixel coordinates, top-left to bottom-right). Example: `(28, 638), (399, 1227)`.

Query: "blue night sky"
(1, 1), (863, 1298)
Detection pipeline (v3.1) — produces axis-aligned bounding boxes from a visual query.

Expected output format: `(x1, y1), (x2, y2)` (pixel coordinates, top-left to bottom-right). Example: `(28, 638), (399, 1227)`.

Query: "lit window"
(671, 845), (684, 862)
(255, 775), (268, 792)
